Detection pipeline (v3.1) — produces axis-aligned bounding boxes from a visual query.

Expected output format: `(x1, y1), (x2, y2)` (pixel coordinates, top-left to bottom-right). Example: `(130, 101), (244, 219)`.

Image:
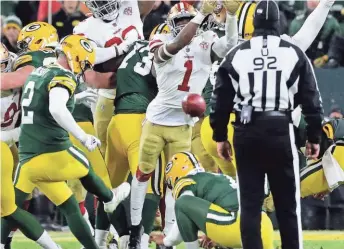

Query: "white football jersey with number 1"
(147, 30), (218, 126)
(73, 0), (143, 99)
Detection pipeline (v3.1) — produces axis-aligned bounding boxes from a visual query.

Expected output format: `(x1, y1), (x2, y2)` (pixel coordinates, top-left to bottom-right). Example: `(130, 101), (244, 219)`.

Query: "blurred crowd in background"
(1, 0), (344, 231)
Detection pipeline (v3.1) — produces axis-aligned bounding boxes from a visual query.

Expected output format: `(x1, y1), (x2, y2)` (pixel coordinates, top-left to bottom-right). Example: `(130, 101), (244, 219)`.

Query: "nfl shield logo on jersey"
(199, 41), (209, 50)
(124, 7), (132, 15)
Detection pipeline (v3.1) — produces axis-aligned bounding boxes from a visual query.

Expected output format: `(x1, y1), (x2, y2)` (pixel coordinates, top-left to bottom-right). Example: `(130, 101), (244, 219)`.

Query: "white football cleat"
(104, 182), (131, 213)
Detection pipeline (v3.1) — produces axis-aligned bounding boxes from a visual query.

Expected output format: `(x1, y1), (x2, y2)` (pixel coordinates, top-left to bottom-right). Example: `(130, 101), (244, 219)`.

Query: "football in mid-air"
(182, 93), (206, 118)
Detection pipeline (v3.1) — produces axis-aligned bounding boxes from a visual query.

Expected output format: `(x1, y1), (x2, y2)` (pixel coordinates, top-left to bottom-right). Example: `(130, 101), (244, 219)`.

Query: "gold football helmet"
(17, 22), (59, 52)
(0, 43), (12, 73)
(165, 152), (205, 188)
(149, 23), (171, 41)
(205, 2), (256, 40)
(236, 1), (256, 41)
(56, 35), (95, 74)
(167, 2), (197, 37)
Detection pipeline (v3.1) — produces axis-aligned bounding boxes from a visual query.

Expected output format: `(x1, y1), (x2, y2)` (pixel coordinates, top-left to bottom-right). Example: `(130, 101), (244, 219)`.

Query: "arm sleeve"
(209, 55), (237, 142)
(49, 87), (87, 142)
(12, 54), (34, 71)
(290, 0), (334, 51)
(1, 127), (21, 146)
(212, 14), (238, 59)
(296, 50), (324, 144)
(95, 27), (140, 64)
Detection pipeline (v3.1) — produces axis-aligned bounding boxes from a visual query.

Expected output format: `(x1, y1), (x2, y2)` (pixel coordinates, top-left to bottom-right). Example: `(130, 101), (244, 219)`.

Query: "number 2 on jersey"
(21, 81), (35, 124)
(177, 60), (193, 92)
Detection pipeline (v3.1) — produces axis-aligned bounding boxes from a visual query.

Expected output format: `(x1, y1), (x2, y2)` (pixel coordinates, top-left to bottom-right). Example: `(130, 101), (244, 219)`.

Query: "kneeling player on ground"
(151, 152), (274, 249)
(2, 35), (130, 249)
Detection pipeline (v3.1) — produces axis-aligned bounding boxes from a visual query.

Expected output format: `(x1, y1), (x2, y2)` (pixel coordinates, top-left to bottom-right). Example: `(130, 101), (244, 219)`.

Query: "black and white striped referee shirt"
(210, 35), (323, 142)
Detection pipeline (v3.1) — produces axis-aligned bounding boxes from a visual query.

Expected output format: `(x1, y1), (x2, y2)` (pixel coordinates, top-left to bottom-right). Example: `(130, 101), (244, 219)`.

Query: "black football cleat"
(128, 225), (143, 249)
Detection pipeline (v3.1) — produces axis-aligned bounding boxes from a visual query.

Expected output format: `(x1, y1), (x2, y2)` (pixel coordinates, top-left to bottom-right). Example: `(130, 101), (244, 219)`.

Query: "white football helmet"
(85, 0), (121, 21)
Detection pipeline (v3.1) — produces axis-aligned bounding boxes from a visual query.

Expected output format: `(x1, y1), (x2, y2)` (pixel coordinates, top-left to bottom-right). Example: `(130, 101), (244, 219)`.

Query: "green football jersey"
(19, 64), (78, 162)
(72, 83), (93, 123)
(173, 172), (239, 212)
(12, 48), (56, 71)
(114, 41), (158, 114)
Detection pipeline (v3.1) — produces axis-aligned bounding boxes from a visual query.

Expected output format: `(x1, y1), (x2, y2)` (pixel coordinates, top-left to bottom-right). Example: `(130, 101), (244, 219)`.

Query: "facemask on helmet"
(85, 0), (121, 21)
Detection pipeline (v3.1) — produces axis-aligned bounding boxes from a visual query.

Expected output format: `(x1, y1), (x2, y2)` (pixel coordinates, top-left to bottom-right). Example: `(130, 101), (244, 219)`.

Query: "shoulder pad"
(12, 52), (34, 71)
(173, 177), (196, 199)
(149, 34), (171, 52)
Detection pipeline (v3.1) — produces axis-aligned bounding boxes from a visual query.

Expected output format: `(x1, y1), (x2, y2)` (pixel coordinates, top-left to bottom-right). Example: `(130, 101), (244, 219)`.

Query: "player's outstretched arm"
(49, 87), (88, 142)
(288, 0), (335, 52)
(0, 65), (34, 90)
(153, 0), (218, 64)
(211, 11), (238, 61)
(83, 70), (115, 89)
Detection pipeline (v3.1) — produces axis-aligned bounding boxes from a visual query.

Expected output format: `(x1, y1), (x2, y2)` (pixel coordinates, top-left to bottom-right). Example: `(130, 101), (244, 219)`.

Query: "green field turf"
(11, 231), (344, 249)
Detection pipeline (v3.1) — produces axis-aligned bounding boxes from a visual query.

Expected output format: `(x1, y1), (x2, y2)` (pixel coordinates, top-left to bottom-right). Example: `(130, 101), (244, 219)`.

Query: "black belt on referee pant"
(234, 110), (292, 124)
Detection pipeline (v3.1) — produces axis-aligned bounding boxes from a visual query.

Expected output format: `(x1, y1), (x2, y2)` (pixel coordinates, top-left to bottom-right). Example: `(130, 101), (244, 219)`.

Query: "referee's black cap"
(253, 0), (280, 30)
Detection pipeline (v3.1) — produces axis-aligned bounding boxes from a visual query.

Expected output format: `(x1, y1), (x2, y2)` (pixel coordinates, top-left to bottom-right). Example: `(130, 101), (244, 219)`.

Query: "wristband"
(191, 12), (206, 25)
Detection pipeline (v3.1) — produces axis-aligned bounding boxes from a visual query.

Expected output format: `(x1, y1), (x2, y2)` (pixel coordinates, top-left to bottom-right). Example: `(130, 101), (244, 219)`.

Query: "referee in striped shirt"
(209, 1), (323, 249)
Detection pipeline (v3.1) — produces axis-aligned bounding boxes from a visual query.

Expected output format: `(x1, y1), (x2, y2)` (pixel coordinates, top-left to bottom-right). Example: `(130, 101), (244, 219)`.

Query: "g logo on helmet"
(25, 23), (41, 32)
(80, 39), (93, 53)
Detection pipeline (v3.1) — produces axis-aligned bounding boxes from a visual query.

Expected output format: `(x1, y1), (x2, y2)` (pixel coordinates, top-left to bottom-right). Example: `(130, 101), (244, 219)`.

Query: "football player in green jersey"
(1, 21), (116, 248)
(105, 23), (168, 249)
(0, 42), (63, 249)
(1, 22), (59, 90)
(2, 35), (130, 249)
(151, 152), (274, 249)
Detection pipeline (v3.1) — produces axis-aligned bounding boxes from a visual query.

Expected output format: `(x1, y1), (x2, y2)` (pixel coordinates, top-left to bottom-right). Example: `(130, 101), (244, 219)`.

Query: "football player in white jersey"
(129, 1), (240, 248)
(74, 0), (152, 156)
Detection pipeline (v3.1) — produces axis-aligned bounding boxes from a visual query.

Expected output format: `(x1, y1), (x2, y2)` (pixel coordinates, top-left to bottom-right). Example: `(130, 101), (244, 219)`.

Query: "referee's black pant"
(233, 114), (302, 249)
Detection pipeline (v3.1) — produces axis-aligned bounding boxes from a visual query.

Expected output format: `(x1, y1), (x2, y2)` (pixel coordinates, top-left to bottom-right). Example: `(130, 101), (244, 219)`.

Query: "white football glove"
(81, 134), (101, 152)
(1, 128), (21, 147)
(75, 88), (98, 108)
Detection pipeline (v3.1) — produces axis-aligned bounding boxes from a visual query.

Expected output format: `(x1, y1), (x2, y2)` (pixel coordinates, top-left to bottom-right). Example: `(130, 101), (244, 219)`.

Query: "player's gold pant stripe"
(13, 162), (23, 186)
(67, 146), (89, 168)
(151, 155), (163, 196)
(207, 204), (237, 225)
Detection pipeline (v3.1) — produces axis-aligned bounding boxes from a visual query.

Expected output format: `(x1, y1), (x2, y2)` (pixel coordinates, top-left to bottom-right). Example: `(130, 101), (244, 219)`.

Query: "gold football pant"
(139, 121), (192, 174)
(191, 117), (217, 172)
(14, 147), (89, 206)
(106, 114), (164, 196)
(1, 142), (17, 217)
(94, 95), (115, 157)
(175, 195), (273, 249)
(200, 115), (236, 177)
(300, 143), (344, 197)
(69, 121), (112, 202)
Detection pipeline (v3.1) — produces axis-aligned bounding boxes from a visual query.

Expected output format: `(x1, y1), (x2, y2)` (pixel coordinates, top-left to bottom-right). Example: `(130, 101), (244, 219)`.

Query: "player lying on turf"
(0, 42), (63, 249)
(150, 152), (274, 249)
(1, 35), (130, 249)
(293, 110), (344, 198)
